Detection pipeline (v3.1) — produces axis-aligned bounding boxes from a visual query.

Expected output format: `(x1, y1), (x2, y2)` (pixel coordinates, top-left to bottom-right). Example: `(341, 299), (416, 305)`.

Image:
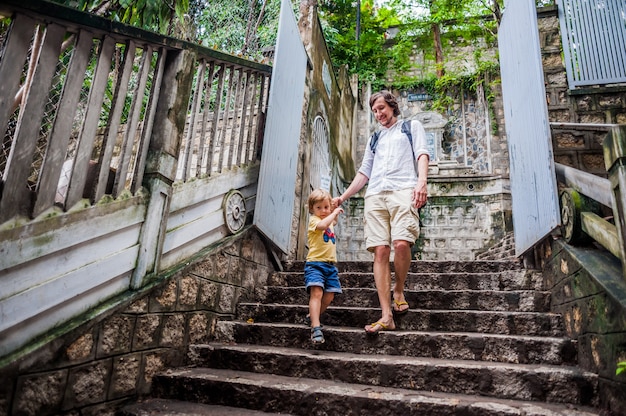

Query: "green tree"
(191, 0), (281, 59)
(319, 0), (402, 84)
(56, 0), (283, 60)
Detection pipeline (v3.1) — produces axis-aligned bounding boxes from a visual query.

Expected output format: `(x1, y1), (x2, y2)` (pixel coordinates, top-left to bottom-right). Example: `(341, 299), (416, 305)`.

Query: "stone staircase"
(120, 260), (602, 415)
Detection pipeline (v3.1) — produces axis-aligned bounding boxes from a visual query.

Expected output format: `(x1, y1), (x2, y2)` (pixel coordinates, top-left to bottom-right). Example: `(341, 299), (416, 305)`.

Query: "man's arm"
(413, 154), (429, 208)
(333, 172), (369, 207)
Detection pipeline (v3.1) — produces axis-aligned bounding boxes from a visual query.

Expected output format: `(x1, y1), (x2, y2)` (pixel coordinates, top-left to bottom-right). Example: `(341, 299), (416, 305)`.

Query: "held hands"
(412, 181), (428, 208)
(331, 199), (344, 216)
(330, 202), (344, 226)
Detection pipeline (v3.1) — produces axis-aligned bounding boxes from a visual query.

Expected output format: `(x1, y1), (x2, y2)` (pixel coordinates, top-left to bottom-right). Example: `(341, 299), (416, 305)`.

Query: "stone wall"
(538, 237), (626, 415)
(335, 66), (513, 262)
(419, 176), (512, 261)
(293, 3), (357, 260)
(336, 174), (513, 262)
(0, 228), (275, 416)
(334, 6), (626, 262)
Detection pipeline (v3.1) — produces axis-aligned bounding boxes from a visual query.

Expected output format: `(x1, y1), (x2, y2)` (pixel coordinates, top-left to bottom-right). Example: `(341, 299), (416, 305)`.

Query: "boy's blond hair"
(308, 188), (332, 214)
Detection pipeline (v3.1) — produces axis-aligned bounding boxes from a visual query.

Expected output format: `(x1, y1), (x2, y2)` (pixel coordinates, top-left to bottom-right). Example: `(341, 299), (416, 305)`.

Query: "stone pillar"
(131, 49), (196, 288)
(603, 125), (626, 280)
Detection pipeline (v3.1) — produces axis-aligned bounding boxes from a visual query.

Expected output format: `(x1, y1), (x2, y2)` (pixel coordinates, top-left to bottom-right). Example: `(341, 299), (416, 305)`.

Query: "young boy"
(305, 188), (344, 344)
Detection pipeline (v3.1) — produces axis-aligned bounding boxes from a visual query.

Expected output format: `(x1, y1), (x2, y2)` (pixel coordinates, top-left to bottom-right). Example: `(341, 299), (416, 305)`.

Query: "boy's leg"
(319, 292), (335, 316)
(308, 286), (324, 327)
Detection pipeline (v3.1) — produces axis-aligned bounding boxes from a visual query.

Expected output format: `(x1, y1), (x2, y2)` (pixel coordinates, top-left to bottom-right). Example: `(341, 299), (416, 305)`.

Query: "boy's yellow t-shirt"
(306, 215), (338, 263)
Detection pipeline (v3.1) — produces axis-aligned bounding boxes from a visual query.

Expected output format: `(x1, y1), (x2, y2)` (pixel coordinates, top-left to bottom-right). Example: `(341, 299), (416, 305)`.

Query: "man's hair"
(308, 188), (332, 214)
(369, 90), (401, 117)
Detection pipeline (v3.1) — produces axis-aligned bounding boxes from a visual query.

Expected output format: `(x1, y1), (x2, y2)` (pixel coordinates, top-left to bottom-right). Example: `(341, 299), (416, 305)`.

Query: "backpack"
(369, 120), (416, 160)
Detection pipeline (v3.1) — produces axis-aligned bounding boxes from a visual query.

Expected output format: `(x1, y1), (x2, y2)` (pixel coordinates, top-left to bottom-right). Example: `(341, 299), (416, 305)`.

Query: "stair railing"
(553, 123), (626, 279)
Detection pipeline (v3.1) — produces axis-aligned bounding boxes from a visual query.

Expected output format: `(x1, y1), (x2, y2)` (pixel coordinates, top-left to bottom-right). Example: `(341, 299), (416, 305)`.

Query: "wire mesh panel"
(310, 115), (331, 192)
(558, 0), (626, 87)
(0, 13), (165, 222)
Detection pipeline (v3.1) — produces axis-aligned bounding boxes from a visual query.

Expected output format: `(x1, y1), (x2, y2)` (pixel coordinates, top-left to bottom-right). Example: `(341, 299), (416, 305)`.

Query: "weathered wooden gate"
(498, 0), (560, 255)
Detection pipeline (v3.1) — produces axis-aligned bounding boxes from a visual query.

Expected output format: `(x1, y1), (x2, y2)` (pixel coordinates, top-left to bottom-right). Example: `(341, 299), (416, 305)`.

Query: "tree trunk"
(432, 22), (444, 78)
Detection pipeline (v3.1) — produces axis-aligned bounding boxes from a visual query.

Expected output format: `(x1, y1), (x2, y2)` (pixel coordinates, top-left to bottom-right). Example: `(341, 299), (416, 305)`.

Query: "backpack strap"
(369, 131), (381, 153)
(370, 120), (416, 161)
(401, 120), (416, 161)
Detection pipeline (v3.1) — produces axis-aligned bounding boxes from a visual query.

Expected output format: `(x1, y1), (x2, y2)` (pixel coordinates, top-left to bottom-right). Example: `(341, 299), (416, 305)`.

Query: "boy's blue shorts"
(304, 262), (342, 293)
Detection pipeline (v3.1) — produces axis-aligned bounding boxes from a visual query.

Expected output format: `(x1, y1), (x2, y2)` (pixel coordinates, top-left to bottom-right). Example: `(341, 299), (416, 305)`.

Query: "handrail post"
(131, 48), (196, 289)
(603, 125), (626, 280)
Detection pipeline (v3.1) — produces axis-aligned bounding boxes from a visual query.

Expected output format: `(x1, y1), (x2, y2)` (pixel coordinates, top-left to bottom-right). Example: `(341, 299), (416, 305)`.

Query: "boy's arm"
(315, 207), (344, 230)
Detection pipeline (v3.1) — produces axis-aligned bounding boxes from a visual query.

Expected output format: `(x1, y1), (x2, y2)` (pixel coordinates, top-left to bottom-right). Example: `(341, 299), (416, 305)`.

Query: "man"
(334, 90), (429, 333)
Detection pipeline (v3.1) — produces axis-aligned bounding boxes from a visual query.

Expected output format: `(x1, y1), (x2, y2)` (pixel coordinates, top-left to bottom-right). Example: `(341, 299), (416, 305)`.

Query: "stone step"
(269, 270), (544, 291)
(236, 304), (565, 336)
(212, 321), (578, 365)
(150, 367), (600, 416)
(262, 287), (552, 312)
(187, 343), (597, 406)
(283, 260), (525, 274)
(119, 398), (295, 415)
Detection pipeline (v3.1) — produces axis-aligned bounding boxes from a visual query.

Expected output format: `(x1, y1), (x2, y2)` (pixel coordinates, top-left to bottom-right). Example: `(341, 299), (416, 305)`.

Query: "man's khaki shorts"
(364, 188), (420, 252)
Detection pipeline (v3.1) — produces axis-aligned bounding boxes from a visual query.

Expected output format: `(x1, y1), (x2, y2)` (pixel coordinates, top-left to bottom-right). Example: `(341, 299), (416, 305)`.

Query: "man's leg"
(392, 240), (411, 312)
(365, 245), (396, 332)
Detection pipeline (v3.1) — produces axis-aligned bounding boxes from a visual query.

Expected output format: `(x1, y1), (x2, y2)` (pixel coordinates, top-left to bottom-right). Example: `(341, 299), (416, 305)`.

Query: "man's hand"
(412, 180), (428, 208)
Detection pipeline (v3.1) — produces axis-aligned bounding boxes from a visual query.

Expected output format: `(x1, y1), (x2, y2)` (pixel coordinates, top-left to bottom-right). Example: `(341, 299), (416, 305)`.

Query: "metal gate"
(253, 0), (308, 253)
(498, 0), (560, 256)
(310, 115), (331, 192)
(558, 0), (626, 88)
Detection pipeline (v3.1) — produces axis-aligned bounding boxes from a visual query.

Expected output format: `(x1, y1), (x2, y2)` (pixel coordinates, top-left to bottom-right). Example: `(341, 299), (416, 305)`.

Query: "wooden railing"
(0, 0), (272, 361)
(0, 0), (271, 226)
(553, 123), (626, 278)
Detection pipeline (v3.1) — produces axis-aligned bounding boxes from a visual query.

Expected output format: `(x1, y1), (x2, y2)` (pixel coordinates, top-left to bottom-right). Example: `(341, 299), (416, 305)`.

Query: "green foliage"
(320, 0), (503, 91)
(192, 0), (281, 59)
(617, 361), (626, 376)
(319, 0), (402, 83)
(54, 0), (189, 35)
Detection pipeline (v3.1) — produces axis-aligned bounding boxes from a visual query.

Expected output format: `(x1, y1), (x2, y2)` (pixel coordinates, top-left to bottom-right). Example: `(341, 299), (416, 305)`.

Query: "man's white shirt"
(359, 119), (429, 197)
